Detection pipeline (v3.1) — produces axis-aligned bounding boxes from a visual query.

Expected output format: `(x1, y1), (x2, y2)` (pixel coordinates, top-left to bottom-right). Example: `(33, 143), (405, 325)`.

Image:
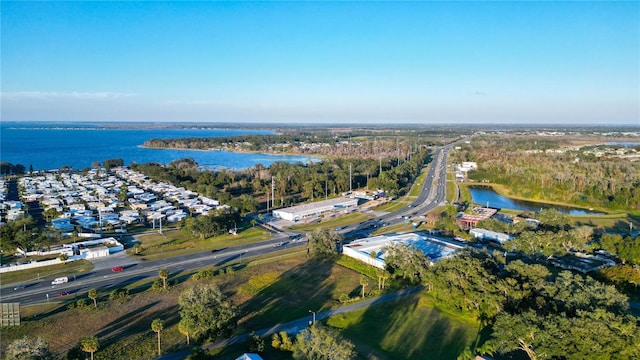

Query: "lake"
(468, 186), (602, 215)
(0, 122), (317, 171)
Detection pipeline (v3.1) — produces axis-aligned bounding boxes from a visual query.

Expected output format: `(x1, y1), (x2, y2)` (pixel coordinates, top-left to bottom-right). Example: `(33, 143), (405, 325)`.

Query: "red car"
(111, 266), (124, 272)
(58, 291), (69, 297)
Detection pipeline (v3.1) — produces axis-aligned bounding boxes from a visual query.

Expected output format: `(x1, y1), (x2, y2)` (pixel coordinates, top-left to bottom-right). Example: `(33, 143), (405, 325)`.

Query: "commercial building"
(272, 197), (359, 222)
(343, 232), (463, 269)
(469, 228), (512, 244)
(456, 207), (498, 230)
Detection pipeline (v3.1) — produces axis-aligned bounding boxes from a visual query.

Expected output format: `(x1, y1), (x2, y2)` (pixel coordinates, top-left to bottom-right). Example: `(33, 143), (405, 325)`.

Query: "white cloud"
(1, 91), (135, 100)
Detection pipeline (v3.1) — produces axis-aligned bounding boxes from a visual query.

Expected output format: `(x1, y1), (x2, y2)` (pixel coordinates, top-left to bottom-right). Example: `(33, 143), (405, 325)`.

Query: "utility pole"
(271, 176), (275, 210)
(325, 174), (328, 200)
(349, 163), (352, 193)
(379, 156), (382, 174)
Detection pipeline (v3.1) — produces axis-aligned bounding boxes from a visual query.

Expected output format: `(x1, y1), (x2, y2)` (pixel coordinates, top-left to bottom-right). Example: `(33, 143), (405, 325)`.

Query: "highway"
(1, 143), (454, 306)
(0, 236), (305, 306)
(341, 144), (452, 237)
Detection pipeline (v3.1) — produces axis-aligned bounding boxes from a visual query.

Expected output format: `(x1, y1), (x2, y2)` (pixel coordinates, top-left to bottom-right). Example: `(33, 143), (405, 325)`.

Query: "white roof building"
(469, 228), (513, 244)
(343, 232), (464, 269)
(273, 197), (359, 222)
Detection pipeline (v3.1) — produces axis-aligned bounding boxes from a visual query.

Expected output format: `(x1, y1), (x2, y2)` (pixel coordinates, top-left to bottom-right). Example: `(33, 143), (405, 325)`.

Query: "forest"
(131, 148), (431, 210)
(452, 135), (640, 210)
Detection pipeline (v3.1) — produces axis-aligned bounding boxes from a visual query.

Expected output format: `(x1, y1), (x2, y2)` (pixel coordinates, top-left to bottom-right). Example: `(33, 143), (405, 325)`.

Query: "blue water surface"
(0, 122), (316, 171)
(468, 186), (602, 215)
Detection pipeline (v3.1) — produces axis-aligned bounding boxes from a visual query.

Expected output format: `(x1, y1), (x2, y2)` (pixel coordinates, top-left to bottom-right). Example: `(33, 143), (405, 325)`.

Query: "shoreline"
(459, 182), (616, 215)
(137, 144), (324, 159)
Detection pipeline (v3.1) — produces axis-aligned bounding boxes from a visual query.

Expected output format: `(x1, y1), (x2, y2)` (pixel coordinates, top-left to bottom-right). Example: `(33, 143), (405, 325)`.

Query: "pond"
(468, 186), (603, 215)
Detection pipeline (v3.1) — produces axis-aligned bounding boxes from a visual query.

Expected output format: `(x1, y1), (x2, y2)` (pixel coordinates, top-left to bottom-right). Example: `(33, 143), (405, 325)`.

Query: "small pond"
(468, 186), (603, 215)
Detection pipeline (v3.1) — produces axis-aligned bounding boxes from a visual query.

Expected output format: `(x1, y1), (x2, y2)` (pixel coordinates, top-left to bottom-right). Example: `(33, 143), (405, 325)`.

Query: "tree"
(178, 318), (196, 345)
(359, 275), (369, 298)
(159, 268), (169, 290)
(80, 336), (99, 360)
(151, 318), (165, 357)
(293, 325), (357, 360)
(88, 288), (99, 308)
(272, 331), (295, 352)
(133, 243), (142, 255)
(248, 331), (265, 353)
(104, 158), (124, 170)
(384, 242), (430, 284)
(59, 253), (68, 263)
(376, 268), (390, 290)
(178, 284), (237, 341)
(119, 183), (129, 202)
(6, 336), (53, 360)
(307, 229), (343, 258)
(535, 209), (570, 231)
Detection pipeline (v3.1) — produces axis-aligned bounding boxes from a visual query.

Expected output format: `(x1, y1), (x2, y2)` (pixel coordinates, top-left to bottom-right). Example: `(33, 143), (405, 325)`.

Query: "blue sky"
(1, 1), (638, 125)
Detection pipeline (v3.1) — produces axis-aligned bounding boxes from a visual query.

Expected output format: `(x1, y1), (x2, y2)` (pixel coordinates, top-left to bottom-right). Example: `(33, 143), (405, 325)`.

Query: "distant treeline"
(453, 135), (640, 210)
(142, 132), (459, 160)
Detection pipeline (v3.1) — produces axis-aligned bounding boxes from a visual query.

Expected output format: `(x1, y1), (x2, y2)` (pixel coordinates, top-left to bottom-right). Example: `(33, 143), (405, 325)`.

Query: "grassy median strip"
(288, 213), (373, 232)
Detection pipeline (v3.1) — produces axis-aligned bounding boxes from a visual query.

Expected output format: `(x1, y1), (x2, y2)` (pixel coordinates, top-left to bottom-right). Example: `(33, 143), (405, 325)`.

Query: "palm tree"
(133, 244), (142, 255)
(360, 275), (369, 298)
(151, 318), (164, 356)
(80, 336), (99, 360)
(159, 268), (169, 290)
(178, 318), (193, 345)
(88, 288), (99, 308)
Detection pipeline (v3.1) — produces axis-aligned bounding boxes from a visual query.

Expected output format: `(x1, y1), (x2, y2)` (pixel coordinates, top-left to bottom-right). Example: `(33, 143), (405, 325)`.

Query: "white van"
(51, 277), (68, 285)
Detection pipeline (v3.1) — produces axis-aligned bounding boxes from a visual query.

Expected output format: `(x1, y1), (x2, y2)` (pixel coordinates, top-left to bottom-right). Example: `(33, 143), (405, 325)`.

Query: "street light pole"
(309, 310), (316, 325)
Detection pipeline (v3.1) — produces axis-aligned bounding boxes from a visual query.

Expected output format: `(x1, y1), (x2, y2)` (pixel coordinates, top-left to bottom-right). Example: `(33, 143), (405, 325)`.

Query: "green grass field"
(326, 293), (479, 360)
(133, 226), (272, 261)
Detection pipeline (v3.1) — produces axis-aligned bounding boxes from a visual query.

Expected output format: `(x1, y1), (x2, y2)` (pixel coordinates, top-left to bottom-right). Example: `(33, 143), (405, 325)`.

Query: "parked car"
(111, 266), (124, 272)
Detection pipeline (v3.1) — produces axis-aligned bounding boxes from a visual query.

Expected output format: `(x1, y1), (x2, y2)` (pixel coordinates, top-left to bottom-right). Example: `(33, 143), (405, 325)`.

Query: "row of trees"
(0, 162), (26, 175)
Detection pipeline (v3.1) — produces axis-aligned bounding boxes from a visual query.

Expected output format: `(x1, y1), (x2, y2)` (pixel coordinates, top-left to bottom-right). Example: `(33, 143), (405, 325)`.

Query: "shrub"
(192, 269), (214, 281)
(109, 288), (130, 302)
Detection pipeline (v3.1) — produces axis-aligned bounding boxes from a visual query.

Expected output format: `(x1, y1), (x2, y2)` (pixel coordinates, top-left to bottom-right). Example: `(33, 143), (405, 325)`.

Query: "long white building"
(272, 197), (359, 222)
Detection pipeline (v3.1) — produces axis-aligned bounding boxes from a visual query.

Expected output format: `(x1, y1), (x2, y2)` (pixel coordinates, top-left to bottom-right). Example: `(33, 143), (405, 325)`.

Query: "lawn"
(132, 226), (272, 261)
(0, 260), (94, 286)
(326, 293), (479, 360)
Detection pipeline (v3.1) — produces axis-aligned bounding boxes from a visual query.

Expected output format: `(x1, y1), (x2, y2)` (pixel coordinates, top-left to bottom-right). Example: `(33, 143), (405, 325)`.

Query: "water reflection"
(468, 186), (602, 215)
